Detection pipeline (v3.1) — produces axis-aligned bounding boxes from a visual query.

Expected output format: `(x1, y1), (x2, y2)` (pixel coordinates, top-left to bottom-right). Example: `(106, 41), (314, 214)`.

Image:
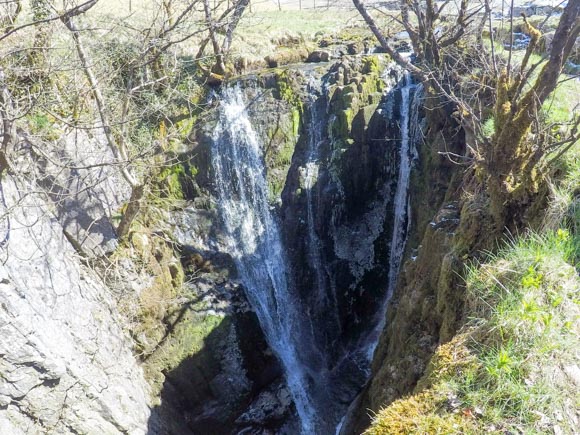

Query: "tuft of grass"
(481, 117), (495, 138)
(28, 112), (61, 140)
(545, 138), (580, 263)
(541, 78), (580, 125)
(462, 230), (579, 431)
(365, 389), (476, 435)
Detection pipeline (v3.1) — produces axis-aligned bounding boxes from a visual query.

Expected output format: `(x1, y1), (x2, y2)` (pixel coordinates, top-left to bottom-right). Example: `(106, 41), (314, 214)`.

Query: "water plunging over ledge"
(210, 86), (317, 433)
(365, 73), (424, 360)
(208, 72), (424, 433)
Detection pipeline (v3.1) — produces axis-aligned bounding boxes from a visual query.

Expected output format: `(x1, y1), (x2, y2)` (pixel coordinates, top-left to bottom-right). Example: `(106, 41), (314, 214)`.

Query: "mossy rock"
(155, 162), (198, 200)
(351, 104), (379, 144)
(368, 91), (384, 105)
(121, 221), (228, 405)
(330, 108), (355, 139)
(262, 71), (305, 201)
(274, 69), (304, 112)
(326, 56), (387, 146)
(265, 47), (309, 68)
(362, 55), (381, 74)
(367, 334), (478, 434)
(143, 310), (226, 401)
(269, 173), (287, 202)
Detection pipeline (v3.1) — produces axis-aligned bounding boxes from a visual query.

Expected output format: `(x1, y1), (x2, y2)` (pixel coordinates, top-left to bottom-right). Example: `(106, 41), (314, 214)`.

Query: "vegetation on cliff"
(353, 0), (579, 231)
(367, 224), (579, 434)
(351, 1), (579, 433)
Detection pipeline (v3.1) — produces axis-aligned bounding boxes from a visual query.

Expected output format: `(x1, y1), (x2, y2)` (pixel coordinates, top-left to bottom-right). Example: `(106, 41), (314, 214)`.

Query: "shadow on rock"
(146, 307), (297, 435)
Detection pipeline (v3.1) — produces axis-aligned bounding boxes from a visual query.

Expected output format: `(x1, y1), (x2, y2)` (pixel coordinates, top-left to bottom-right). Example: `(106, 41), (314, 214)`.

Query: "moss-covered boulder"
(326, 55), (387, 142)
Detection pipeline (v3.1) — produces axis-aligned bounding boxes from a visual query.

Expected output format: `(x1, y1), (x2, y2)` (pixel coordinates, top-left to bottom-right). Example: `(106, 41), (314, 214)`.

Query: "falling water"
(303, 80), (327, 307)
(366, 73), (424, 359)
(210, 86), (316, 433)
(210, 73), (424, 433)
(387, 74), (423, 300)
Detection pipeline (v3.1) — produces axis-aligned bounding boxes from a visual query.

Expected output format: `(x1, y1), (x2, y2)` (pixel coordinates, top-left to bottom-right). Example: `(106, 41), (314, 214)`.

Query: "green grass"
(369, 228), (579, 434)
(545, 135), (580, 244)
(229, 8), (365, 62)
(239, 9), (359, 39)
(28, 112), (61, 140)
(541, 78), (580, 125)
(85, 1), (363, 64)
(365, 49), (579, 430)
(458, 229), (579, 432)
(481, 117), (495, 139)
(29, 112), (52, 132)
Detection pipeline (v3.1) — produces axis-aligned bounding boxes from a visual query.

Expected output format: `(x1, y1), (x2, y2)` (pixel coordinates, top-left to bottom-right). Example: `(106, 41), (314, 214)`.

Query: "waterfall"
(209, 73), (424, 434)
(386, 73), (422, 299)
(304, 80), (328, 309)
(367, 73), (424, 359)
(210, 86), (316, 433)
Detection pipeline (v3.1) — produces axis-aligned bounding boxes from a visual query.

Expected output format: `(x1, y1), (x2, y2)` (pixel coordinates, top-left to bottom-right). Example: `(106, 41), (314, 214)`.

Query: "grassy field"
(79, 0), (364, 62)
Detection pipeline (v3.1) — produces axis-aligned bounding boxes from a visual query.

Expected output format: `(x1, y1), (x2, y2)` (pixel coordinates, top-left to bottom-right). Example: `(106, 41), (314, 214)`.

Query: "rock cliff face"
(185, 55), (428, 431)
(0, 53), (462, 434)
(0, 133), (151, 433)
(281, 58), (404, 351)
(158, 73), (307, 434)
(148, 205), (292, 434)
(0, 74), (295, 434)
(340, 92), (470, 434)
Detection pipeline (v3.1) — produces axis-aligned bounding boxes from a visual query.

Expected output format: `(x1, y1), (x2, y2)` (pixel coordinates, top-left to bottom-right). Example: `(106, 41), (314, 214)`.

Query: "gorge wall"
(341, 83), (469, 434)
(175, 55), (440, 433)
(0, 131), (151, 433)
(0, 53), (468, 435)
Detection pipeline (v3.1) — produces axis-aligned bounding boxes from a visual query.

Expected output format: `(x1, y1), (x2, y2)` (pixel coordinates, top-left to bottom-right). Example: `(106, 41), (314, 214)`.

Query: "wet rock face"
(192, 71), (303, 204)
(0, 113), (287, 434)
(146, 206), (295, 435)
(185, 56), (420, 431)
(0, 177), (150, 434)
(340, 92), (467, 434)
(306, 50), (330, 63)
(147, 307), (287, 435)
(280, 57), (407, 349)
(0, 54), (425, 434)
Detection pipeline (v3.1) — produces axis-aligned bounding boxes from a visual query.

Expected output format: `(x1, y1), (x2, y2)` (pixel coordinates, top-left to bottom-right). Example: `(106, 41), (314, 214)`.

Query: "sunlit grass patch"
(542, 78), (580, 125)
(368, 229), (579, 434)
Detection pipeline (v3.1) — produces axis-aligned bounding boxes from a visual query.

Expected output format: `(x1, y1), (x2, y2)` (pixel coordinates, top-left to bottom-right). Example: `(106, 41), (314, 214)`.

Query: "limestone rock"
(236, 383), (293, 426)
(264, 48), (308, 68)
(347, 41), (365, 55)
(26, 128), (131, 257)
(0, 176), (150, 434)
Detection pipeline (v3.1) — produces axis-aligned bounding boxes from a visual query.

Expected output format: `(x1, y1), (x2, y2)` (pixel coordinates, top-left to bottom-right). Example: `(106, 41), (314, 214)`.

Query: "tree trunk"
(116, 184), (145, 240)
(61, 1), (147, 240)
(221, 0), (250, 56)
(28, 0), (52, 72)
(488, 0), (580, 228)
(203, 0), (226, 75)
(62, 11), (138, 188)
(0, 70), (15, 174)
